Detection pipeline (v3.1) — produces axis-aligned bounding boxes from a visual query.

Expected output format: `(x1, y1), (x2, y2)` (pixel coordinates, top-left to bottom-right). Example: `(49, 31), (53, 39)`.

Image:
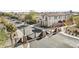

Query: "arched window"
(45, 16), (48, 21)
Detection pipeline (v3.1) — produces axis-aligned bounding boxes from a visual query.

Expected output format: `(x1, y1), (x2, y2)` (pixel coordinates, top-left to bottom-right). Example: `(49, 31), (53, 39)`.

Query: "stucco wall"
(38, 14), (69, 27)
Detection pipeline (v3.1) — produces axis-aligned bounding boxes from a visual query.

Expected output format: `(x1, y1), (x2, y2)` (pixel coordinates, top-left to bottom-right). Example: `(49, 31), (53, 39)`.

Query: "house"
(37, 12), (71, 27)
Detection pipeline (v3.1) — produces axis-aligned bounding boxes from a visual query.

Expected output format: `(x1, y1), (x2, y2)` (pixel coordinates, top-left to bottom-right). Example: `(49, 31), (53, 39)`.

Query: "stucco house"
(37, 12), (71, 27)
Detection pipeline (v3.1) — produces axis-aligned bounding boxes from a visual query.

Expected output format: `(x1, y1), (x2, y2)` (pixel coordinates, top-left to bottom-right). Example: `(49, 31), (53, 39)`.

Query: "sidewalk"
(60, 26), (79, 40)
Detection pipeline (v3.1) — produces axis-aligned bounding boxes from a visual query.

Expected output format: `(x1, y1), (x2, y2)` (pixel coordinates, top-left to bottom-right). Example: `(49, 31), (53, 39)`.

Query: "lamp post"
(33, 27), (36, 38)
(34, 32), (36, 38)
(23, 27), (25, 36)
(23, 22), (26, 36)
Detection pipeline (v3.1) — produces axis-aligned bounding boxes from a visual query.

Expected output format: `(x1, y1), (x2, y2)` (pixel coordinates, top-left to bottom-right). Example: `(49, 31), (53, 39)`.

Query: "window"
(54, 16), (57, 19)
(45, 16), (48, 21)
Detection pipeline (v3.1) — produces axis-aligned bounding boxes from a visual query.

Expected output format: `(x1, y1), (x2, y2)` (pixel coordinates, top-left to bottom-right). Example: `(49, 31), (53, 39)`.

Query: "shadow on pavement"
(14, 39), (22, 47)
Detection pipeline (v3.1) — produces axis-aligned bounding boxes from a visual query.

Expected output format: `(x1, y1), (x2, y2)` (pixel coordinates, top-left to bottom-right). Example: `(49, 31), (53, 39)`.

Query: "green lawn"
(0, 29), (8, 46)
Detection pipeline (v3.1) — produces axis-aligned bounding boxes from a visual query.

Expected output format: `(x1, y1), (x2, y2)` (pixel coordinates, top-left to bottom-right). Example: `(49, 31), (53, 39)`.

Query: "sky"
(0, 0), (79, 12)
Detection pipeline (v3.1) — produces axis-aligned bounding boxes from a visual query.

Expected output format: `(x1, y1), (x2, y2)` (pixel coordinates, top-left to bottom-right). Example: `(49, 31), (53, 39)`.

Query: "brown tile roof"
(41, 12), (66, 16)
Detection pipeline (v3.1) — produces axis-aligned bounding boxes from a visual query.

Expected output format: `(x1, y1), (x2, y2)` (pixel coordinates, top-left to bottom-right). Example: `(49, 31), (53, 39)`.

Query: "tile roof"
(41, 12), (67, 16)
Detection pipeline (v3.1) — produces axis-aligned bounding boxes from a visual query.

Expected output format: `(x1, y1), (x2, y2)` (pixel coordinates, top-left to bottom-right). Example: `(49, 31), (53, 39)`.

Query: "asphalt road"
(30, 33), (79, 48)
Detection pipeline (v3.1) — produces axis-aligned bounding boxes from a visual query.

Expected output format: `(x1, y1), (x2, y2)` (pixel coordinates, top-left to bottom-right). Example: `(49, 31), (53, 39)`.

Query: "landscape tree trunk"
(10, 33), (14, 47)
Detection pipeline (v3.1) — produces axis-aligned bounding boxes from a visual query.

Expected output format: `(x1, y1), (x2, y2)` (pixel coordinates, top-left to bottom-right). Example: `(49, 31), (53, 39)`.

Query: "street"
(30, 33), (79, 48)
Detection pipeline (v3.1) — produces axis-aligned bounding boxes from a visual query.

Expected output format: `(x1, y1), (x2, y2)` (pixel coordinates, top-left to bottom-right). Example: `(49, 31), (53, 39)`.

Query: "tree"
(25, 14), (32, 22)
(5, 23), (16, 47)
(69, 16), (74, 24)
(0, 17), (16, 47)
(5, 23), (16, 32)
(25, 10), (38, 24)
(73, 16), (79, 28)
(64, 16), (74, 26)
(69, 16), (73, 21)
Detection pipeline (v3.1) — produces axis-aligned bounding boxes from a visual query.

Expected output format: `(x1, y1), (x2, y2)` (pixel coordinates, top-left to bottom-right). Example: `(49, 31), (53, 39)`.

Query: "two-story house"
(37, 12), (70, 27)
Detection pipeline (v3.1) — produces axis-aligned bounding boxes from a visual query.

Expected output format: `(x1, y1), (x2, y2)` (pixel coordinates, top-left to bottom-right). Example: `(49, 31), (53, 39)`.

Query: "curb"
(60, 32), (79, 40)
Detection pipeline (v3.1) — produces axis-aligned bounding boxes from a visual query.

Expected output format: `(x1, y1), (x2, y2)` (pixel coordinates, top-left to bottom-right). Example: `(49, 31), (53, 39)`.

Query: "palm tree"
(5, 23), (16, 47)
(0, 17), (16, 47)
